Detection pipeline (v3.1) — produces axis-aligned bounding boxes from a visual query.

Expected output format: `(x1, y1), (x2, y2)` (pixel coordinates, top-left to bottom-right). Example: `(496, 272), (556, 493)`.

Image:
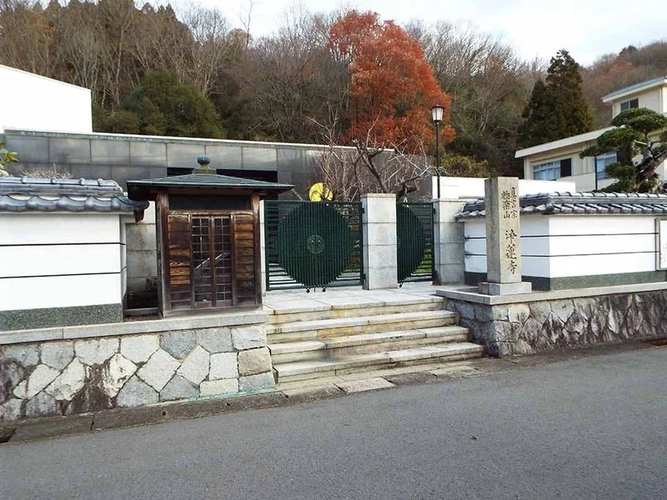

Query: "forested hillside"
(583, 42), (667, 127)
(0, 0), (665, 174)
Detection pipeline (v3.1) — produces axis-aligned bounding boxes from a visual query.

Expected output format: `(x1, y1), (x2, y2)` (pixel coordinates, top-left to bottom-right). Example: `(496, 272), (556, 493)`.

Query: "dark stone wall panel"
(447, 290), (667, 357)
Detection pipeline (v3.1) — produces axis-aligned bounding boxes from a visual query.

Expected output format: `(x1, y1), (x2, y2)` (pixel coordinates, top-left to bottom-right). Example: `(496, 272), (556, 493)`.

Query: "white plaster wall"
(434, 177), (576, 200)
(0, 65), (92, 133)
(0, 213), (121, 244)
(0, 244), (121, 277)
(464, 217), (552, 278)
(0, 212), (125, 311)
(0, 274), (122, 311)
(463, 215), (659, 279)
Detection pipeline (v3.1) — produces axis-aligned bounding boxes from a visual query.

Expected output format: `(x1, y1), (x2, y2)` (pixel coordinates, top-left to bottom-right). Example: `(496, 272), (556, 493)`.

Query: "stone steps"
(267, 310), (458, 343)
(273, 343), (485, 385)
(265, 291), (485, 387)
(266, 298), (443, 325)
(270, 326), (470, 364)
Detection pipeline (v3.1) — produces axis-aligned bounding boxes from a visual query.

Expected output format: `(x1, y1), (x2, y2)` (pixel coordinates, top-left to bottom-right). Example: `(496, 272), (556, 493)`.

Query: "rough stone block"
(0, 398), (22, 421)
(160, 374), (198, 402)
(3, 344), (40, 367)
(528, 301), (552, 324)
(120, 335), (159, 364)
(200, 379), (238, 397)
(453, 300), (476, 321)
(137, 349), (180, 391)
(239, 372), (275, 392)
(507, 304), (530, 324)
(40, 341), (74, 371)
(24, 391), (58, 418)
(209, 352), (238, 380)
(231, 326), (266, 351)
(196, 328), (233, 353)
(45, 358), (85, 401)
(13, 364), (59, 399)
(177, 345), (209, 385)
(160, 330), (196, 360)
(75, 338), (119, 366)
(551, 299), (575, 323)
(102, 354), (138, 398)
(0, 360), (26, 403)
(116, 375), (159, 408)
(474, 305), (494, 322)
(238, 347), (272, 376)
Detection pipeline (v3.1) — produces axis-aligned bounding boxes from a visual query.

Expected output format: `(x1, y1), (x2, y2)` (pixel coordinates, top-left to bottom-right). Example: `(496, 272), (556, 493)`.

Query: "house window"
(596, 152), (617, 180)
(620, 98), (639, 112)
(533, 161), (561, 180)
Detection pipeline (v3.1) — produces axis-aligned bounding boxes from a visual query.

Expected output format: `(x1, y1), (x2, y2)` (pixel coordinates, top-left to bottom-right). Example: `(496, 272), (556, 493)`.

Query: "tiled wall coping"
(436, 282), (667, 306)
(0, 310), (268, 346)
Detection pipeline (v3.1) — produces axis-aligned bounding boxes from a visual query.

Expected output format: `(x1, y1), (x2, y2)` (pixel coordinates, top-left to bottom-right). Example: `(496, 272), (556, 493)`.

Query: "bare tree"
(312, 116), (434, 201)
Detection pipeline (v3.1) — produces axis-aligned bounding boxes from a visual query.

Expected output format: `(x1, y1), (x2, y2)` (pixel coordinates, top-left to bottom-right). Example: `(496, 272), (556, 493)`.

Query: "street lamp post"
(431, 105), (444, 199)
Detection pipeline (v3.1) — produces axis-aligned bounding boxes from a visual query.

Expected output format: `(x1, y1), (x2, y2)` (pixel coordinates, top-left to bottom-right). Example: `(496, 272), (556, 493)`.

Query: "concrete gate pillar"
(433, 199), (467, 285)
(361, 193), (397, 290)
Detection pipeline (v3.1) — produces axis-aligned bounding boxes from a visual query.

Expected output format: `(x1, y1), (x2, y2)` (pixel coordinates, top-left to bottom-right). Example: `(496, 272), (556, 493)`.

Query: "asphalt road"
(1, 346), (666, 500)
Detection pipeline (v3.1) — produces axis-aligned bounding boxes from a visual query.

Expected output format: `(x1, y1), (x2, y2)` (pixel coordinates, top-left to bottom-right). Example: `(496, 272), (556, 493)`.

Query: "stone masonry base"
(0, 313), (274, 422)
(446, 290), (667, 357)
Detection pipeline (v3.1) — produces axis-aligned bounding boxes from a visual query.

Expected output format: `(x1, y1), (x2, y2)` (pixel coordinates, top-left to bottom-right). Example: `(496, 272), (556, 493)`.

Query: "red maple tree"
(329, 11), (454, 153)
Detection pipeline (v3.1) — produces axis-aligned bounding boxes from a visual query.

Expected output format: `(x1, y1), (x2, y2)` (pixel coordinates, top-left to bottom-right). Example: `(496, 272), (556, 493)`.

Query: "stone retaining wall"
(0, 313), (273, 422)
(446, 289), (667, 357)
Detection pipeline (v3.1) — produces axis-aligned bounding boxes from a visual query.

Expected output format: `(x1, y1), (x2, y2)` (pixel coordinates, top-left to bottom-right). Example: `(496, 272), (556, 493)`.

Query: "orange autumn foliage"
(329, 11), (454, 153)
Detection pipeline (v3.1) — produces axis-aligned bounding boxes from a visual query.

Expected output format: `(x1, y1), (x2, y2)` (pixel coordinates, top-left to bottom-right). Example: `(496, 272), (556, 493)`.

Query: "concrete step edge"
(264, 296), (443, 318)
(268, 310), (457, 335)
(268, 326), (470, 354)
(274, 342), (483, 378)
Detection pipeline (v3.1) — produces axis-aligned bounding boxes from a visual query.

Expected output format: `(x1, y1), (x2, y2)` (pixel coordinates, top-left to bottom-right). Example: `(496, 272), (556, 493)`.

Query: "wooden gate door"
(162, 212), (259, 315)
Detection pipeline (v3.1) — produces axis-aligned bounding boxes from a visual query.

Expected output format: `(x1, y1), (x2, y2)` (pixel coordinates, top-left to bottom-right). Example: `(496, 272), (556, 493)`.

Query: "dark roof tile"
(456, 191), (667, 219)
(0, 177), (147, 213)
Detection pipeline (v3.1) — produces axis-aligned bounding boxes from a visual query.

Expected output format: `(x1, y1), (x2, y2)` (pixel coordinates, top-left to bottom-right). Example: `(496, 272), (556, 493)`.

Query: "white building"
(516, 76), (667, 191)
(0, 65), (92, 134)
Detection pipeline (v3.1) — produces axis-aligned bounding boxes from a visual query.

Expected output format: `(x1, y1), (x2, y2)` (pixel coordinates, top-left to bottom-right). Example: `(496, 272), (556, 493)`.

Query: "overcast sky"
(193, 0), (666, 66)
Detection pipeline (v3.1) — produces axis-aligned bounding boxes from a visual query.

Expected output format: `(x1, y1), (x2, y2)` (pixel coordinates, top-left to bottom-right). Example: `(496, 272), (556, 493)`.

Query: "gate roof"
(127, 173), (293, 200)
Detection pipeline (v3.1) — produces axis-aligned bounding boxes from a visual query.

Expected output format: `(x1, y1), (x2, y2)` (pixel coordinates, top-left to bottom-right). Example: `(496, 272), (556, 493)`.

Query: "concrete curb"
(1, 340), (661, 444)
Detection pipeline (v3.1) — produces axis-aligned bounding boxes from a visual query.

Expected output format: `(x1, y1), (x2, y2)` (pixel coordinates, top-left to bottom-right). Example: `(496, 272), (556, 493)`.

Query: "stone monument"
(478, 177), (532, 295)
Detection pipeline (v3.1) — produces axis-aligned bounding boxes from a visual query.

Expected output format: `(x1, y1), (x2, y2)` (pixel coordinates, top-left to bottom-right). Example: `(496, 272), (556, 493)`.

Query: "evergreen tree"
(580, 108), (667, 192)
(101, 72), (224, 139)
(518, 49), (593, 147)
(517, 80), (549, 148)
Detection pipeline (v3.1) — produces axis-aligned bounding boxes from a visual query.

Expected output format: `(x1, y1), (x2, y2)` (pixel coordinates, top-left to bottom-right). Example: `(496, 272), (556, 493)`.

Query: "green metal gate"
(264, 201), (363, 291)
(396, 202), (434, 284)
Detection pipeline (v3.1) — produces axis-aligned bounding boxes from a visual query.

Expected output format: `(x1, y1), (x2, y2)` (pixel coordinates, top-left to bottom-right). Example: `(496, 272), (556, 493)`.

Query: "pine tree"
(518, 50), (593, 148)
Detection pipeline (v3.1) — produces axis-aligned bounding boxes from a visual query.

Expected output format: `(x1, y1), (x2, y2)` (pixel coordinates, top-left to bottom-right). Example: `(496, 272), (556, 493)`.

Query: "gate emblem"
(306, 234), (325, 255)
(277, 203), (353, 288)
